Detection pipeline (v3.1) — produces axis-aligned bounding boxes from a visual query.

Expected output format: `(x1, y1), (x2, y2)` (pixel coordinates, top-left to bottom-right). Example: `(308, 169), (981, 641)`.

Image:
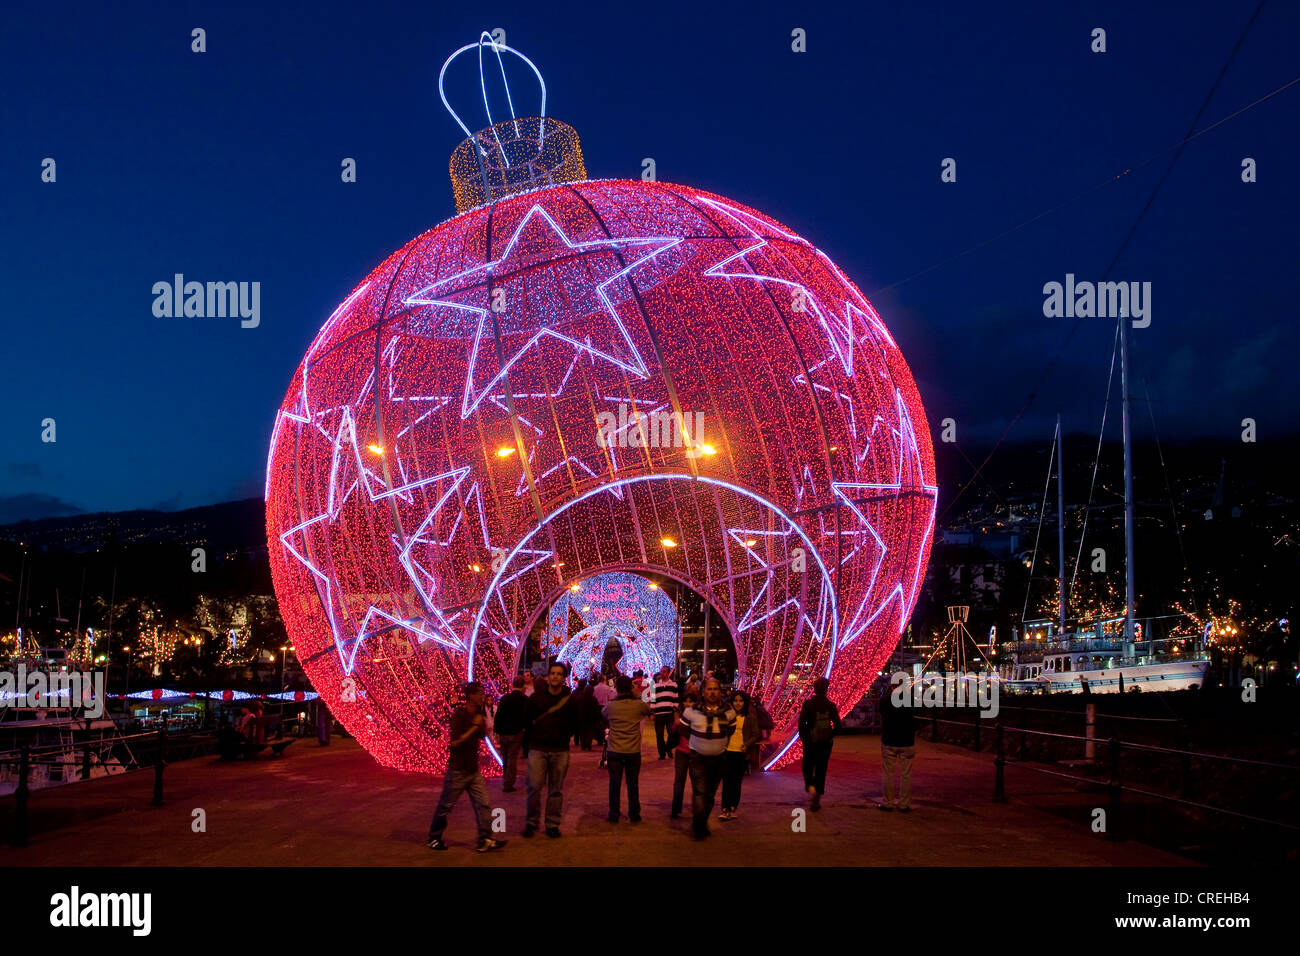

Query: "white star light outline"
(485, 351), (583, 437)
(815, 249), (898, 351)
(285, 205), (678, 673)
(591, 362), (711, 487)
(280, 333), (479, 674)
(281, 448), (477, 674)
(791, 369), (889, 468)
(590, 390), (679, 493)
(400, 204), (682, 419)
(697, 198), (893, 377)
(268, 282), (373, 499)
(288, 281), (373, 426)
(493, 353), (625, 501)
(385, 337), (457, 444)
(307, 357), (451, 514)
(712, 527), (829, 642)
(830, 390), (938, 650)
(398, 477), (553, 652)
(481, 349), (631, 503)
(303, 333), (461, 515)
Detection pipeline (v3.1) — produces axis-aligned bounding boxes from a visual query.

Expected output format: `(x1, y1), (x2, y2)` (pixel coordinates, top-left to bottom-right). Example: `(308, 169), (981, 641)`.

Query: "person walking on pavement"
(522, 661), (578, 838)
(650, 665), (679, 760)
(426, 682), (507, 853)
(601, 675), (651, 823)
(680, 678), (735, 839)
(797, 677), (841, 811)
(493, 675), (528, 792)
(719, 689), (762, 820)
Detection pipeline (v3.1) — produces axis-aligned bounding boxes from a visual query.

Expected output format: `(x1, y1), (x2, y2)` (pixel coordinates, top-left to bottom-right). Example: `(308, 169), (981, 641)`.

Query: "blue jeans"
(526, 749), (570, 829)
(427, 770), (491, 843)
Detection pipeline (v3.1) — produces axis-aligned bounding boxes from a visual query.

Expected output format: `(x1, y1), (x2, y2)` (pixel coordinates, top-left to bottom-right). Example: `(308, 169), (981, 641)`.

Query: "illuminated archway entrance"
(535, 570), (680, 680)
(522, 569), (739, 685)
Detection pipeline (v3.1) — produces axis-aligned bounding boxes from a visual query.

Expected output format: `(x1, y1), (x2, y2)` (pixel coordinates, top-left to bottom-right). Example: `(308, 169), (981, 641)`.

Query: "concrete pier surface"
(2, 732), (1192, 866)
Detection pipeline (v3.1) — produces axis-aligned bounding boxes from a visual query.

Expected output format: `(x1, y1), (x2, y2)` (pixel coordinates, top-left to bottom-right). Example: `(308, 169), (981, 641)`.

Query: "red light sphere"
(266, 178), (936, 773)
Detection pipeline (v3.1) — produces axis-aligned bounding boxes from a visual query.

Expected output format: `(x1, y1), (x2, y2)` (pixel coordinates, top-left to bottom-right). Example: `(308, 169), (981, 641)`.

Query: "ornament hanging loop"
(439, 33), (549, 159)
(442, 33), (585, 213)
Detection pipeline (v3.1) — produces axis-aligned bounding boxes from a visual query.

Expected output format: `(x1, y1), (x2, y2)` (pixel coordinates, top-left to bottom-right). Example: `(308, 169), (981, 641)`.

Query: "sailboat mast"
(1118, 315), (1137, 644)
(1056, 414), (1066, 634)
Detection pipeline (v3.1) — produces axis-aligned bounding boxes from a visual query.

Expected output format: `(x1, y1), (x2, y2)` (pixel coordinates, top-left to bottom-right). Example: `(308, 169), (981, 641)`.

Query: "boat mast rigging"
(1119, 314), (1137, 645)
(1056, 413), (1067, 635)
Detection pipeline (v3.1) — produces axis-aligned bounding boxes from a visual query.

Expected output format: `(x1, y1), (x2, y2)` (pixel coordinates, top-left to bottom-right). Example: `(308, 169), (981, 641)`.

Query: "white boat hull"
(1006, 659), (1210, 694)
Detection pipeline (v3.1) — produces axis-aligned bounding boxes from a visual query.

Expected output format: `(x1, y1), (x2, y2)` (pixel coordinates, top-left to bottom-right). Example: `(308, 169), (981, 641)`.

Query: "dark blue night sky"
(3, 1), (1297, 519)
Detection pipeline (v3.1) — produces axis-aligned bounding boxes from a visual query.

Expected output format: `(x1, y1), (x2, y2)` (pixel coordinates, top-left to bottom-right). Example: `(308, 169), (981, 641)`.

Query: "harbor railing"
(3, 721), (218, 848)
(921, 707), (1300, 846)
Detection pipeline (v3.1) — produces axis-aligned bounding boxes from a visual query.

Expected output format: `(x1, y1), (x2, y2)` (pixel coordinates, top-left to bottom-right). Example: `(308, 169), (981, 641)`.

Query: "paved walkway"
(1, 732), (1192, 866)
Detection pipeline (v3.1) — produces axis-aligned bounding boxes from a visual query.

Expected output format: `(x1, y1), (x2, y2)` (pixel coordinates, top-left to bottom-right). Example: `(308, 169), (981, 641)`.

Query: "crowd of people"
(424, 661), (917, 852)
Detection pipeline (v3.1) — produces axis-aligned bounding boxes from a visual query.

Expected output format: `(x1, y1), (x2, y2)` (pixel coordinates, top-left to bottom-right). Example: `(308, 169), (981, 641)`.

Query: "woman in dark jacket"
(719, 690), (763, 820)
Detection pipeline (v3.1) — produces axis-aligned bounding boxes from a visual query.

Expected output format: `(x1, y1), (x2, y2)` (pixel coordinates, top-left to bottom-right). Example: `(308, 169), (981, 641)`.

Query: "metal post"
(1018, 709), (1027, 761)
(931, 710), (938, 741)
(1085, 701), (1096, 761)
(1179, 719), (1192, 797)
(81, 740), (92, 781)
(11, 747), (31, 847)
(973, 706), (981, 752)
(993, 721), (1006, 802)
(151, 722), (167, 806)
(1118, 316), (1137, 647)
(702, 600), (710, 675)
(674, 592), (682, 672)
(1107, 736), (1121, 841)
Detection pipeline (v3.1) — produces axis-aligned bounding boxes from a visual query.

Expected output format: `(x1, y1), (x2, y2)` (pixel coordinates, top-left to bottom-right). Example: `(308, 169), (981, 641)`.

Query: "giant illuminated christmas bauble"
(265, 38), (936, 773)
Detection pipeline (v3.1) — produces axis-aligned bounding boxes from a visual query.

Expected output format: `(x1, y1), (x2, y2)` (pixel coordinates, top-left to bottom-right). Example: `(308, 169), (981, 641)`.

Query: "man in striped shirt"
(679, 678), (736, 839)
(650, 666), (679, 760)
